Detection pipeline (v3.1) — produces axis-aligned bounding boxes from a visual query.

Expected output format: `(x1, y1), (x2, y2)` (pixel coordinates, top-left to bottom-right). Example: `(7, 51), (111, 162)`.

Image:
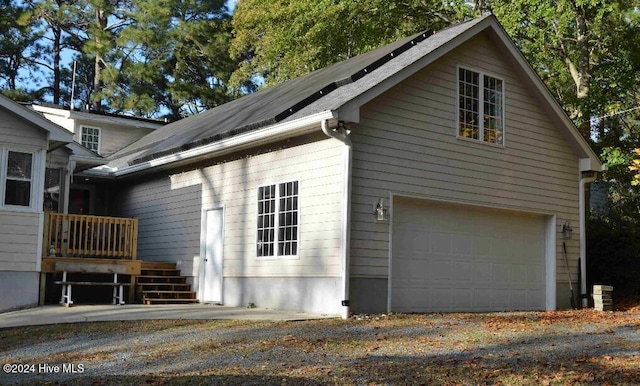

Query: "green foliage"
(490, 0), (640, 139)
(0, 0), (41, 94)
(588, 216), (640, 297)
(229, 0), (474, 88)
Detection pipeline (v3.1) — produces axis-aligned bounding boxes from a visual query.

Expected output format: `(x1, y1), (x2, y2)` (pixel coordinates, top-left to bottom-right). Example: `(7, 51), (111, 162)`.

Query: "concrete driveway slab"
(0, 304), (336, 329)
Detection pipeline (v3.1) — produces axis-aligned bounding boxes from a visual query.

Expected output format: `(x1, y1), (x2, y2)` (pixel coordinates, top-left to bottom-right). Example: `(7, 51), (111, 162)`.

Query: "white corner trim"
(545, 215), (557, 311)
(114, 111), (336, 177)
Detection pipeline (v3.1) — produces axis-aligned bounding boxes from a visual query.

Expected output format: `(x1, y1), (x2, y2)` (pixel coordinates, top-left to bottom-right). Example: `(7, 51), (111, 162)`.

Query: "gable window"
(458, 67), (504, 145)
(80, 126), (101, 153)
(0, 148), (40, 210)
(257, 181), (299, 257)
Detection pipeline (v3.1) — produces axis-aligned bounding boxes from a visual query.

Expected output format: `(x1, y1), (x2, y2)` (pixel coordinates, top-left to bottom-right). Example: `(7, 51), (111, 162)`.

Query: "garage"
(391, 197), (547, 312)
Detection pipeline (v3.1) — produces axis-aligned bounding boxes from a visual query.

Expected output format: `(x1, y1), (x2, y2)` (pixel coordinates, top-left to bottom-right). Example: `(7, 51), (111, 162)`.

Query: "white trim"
(387, 192), (396, 314)
(388, 192), (556, 312)
(456, 65), (506, 146)
(199, 206), (225, 303)
(487, 21), (601, 168)
(545, 215), (557, 310)
(114, 111), (336, 177)
(255, 179), (301, 260)
(36, 212), (44, 272)
(79, 125), (102, 154)
(0, 147), (44, 213)
(321, 119), (352, 319)
(32, 104), (165, 130)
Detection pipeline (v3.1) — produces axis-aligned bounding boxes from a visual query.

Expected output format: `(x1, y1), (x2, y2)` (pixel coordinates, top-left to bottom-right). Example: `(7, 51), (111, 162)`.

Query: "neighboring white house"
(30, 104), (165, 157)
(0, 95), (74, 312)
(29, 104), (166, 216)
(77, 15), (599, 317)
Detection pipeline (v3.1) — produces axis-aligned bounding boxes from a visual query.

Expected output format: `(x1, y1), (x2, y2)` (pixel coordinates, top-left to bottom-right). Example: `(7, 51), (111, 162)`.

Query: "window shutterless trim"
(80, 125), (101, 153)
(256, 180), (300, 259)
(0, 147), (42, 212)
(456, 65), (506, 146)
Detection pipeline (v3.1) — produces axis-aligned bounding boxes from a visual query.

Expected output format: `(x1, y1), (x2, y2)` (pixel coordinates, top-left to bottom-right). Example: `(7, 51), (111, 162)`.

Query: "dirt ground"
(1, 308), (640, 385)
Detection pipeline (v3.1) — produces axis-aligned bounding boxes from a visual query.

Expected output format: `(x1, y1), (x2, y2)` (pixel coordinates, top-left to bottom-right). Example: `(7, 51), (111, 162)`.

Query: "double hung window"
(0, 149), (36, 209)
(257, 181), (299, 257)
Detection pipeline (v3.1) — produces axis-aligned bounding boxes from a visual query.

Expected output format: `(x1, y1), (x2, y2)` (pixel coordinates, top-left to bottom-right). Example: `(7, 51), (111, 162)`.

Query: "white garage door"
(391, 197), (546, 312)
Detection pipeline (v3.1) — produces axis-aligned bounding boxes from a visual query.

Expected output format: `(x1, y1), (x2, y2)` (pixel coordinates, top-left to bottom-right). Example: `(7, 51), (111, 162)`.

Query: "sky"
(18, 0), (240, 108)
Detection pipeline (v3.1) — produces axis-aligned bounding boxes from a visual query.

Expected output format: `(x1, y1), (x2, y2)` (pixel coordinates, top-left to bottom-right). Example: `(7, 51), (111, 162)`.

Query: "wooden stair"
(137, 262), (198, 304)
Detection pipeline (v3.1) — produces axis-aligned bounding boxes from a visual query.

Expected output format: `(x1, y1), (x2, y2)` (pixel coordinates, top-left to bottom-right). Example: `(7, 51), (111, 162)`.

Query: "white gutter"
(114, 111), (335, 177)
(321, 119), (352, 320)
(579, 170), (598, 308)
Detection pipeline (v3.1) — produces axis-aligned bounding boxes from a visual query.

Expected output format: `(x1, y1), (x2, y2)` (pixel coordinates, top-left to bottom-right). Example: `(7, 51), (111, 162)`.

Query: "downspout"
(579, 171), (597, 308)
(321, 119), (352, 320)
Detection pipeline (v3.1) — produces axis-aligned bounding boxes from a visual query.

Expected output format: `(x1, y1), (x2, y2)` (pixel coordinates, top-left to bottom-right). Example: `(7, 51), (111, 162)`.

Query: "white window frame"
(80, 125), (101, 153)
(256, 180), (300, 259)
(456, 66), (505, 146)
(0, 147), (43, 212)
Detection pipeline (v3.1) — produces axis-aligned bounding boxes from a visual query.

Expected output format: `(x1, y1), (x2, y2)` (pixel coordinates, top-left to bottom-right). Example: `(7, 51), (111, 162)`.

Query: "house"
(7, 14), (603, 316)
(0, 95), (74, 311)
(30, 104), (165, 157)
(29, 104), (166, 216)
(76, 14), (599, 317)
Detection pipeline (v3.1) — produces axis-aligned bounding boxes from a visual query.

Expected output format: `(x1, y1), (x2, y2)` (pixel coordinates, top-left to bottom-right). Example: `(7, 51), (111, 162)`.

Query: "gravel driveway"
(2, 310), (640, 385)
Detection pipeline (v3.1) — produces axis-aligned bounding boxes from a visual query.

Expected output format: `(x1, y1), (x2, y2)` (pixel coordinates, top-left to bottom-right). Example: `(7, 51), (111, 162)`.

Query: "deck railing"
(44, 213), (138, 260)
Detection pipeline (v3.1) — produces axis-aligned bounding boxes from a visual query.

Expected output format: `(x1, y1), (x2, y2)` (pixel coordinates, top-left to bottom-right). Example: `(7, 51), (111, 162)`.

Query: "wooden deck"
(41, 213), (140, 305)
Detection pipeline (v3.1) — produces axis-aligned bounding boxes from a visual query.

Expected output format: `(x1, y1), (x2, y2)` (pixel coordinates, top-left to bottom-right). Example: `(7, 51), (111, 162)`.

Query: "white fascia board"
(580, 157), (606, 172)
(114, 110), (337, 177)
(34, 104), (164, 130)
(336, 17), (495, 122)
(31, 104), (72, 119)
(488, 24), (602, 170)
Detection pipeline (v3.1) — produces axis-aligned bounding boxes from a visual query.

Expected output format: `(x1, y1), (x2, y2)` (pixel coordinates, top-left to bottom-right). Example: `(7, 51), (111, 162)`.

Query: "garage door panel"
(392, 198), (546, 312)
(473, 262), (492, 283)
(433, 232), (452, 253)
(452, 261), (472, 281)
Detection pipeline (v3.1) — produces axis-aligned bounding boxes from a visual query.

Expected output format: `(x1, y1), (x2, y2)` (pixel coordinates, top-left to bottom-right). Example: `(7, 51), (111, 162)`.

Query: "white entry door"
(202, 208), (223, 303)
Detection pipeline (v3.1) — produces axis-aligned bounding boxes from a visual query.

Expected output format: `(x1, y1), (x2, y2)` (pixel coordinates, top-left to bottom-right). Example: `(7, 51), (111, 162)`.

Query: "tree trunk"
(571, 4), (592, 139)
(92, 6), (107, 112)
(53, 27), (61, 105)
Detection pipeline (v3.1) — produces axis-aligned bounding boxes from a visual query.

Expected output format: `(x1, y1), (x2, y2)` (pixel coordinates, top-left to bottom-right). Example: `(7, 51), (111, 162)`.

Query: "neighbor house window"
(257, 181), (299, 257)
(80, 126), (101, 152)
(458, 67), (504, 145)
(0, 149), (37, 209)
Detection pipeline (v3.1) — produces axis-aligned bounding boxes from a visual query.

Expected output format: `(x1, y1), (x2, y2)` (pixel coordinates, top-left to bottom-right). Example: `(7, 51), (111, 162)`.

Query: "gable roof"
(0, 94), (73, 148)
(107, 14), (601, 176)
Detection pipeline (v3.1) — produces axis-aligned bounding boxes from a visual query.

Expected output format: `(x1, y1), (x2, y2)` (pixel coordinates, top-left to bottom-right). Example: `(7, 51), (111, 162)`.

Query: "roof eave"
(112, 110), (337, 178)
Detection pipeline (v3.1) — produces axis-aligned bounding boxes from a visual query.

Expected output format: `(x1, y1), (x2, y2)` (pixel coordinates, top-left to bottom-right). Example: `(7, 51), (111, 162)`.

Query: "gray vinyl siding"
(0, 212), (41, 271)
(118, 137), (344, 279)
(0, 110), (47, 272)
(0, 109), (48, 149)
(350, 33), (581, 281)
